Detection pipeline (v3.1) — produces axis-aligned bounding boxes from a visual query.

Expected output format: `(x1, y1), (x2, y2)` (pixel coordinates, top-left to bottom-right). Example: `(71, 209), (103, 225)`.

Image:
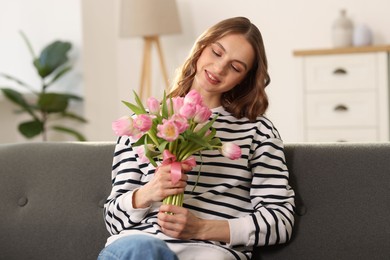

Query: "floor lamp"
(119, 0), (181, 101)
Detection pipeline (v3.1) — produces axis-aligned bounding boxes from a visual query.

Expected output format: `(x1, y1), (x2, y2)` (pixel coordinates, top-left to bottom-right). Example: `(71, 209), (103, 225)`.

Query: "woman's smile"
(205, 70), (221, 85)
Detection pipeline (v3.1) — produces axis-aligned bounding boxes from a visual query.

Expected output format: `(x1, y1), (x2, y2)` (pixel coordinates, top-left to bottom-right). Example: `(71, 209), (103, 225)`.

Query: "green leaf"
(1, 88), (28, 106)
(145, 153), (158, 167)
(59, 93), (83, 101)
(133, 135), (146, 147)
(202, 127), (217, 142)
(1, 88), (38, 119)
(209, 137), (222, 147)
(61, 111), (88, 123)
(34, 41), (72, 78)
(122, 100), (145, 115)
(45, 65), (72, 87)
(19, 31), (37, 59)
(195, 115), (218, 137)
(38, 93), (69, 113)
(158, 141), (169, 153)
(186, 134), (212, 149)
(144, 145), (160, 160)
(161, 92), (168, 118)
(51, 125), (87, 141)
(0, 72), (37, 93)
(133, 90), (147, 113)
(19, 120), (43, 138)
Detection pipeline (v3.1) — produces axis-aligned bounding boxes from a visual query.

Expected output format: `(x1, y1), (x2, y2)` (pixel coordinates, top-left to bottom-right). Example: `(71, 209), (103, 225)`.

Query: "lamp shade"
(120, 0), (181, 37)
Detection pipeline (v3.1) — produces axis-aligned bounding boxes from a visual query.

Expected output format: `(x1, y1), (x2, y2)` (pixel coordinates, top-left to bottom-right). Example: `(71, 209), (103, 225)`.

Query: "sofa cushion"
(256, 143), (390, 259)
(0, 142), (113, 260)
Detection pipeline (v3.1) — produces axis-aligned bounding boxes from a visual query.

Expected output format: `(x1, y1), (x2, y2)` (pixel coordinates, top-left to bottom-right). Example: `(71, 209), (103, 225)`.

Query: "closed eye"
(212, 49), (222, 57)
(231, 64), (243, 73)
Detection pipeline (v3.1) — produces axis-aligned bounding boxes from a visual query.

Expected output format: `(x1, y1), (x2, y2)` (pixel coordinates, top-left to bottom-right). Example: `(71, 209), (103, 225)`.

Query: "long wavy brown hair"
(169, 17), (270, 121)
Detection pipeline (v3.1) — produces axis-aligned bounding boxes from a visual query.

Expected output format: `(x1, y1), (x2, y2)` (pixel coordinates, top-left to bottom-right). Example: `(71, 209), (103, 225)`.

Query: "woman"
(99, 17), (295, 260)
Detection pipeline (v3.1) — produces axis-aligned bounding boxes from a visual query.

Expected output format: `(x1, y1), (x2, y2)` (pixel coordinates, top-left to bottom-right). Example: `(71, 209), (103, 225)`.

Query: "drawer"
(304, 53), (377, 91)
(305, 91), (377, 127)
(306, 128), (378, 142)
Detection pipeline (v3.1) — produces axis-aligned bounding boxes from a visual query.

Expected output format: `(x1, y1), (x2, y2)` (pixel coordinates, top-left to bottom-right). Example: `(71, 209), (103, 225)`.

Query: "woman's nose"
(214, 60), (228, 75)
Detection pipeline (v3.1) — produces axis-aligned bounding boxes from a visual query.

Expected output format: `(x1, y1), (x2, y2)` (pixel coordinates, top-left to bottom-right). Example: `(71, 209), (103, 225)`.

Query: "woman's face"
(192, 33), (255, 105)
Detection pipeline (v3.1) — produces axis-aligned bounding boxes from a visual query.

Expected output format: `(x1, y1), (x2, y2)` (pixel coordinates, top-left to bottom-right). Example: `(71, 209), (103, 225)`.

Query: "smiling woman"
(99, 17), (295, 260)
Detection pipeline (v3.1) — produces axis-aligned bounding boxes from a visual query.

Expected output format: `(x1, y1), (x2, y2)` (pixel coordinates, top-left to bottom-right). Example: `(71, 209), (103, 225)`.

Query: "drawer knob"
(333, 68), (347, 75)
(334, 104), (349, 112)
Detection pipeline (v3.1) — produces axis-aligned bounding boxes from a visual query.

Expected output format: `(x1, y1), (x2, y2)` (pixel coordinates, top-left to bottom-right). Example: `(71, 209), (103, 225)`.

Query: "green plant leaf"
(1, 88), (39, 119)
(38, 93), (69, 113)
(0, 72), (37, 93)
(209, 137), (222, 147)
(1, 88), (29, 107)
(161, 92), (168, 118)
(133, 90), (147, 113)
(122, 100), (145, 115)
(133, 134), (146, 147)
(61, 111), (88, 123)
(196, 115), (218, 136)
(34, 41), (72, 78)
(158, 141), (169, 153)
(186, 134), (212, 149)
(51, 125), (86, 141)
(45, 65), (72, 87)
(19, 120), (43, 138)
(19, 31), (37, 59)
(58, 93), (83, 101)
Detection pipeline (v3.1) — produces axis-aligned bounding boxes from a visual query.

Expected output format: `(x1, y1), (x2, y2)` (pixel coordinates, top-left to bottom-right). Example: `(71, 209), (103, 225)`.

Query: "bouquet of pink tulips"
(112, 90), (241, 207)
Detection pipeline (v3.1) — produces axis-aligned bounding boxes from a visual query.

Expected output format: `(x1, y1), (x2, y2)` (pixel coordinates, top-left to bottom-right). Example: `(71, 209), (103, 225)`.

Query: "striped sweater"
(103, 106), (295, 260)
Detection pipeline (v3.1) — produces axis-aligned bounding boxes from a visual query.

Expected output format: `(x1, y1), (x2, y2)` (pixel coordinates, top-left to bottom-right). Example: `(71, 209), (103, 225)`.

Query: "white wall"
(110, 0), (390, 142)
(2, 0), (390, 143)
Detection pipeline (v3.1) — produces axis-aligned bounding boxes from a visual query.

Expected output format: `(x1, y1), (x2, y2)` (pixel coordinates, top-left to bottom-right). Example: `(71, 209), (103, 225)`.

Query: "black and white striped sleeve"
(103, 136), (152, 235)
(228, 136), (295, 247)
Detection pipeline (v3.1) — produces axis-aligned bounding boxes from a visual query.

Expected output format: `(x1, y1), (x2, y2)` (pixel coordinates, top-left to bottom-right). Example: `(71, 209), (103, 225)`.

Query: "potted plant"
(0, 32), (87, 141)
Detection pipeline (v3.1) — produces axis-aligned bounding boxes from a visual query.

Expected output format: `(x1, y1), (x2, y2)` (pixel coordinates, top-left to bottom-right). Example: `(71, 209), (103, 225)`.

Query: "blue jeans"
(98, 234), (178, 260)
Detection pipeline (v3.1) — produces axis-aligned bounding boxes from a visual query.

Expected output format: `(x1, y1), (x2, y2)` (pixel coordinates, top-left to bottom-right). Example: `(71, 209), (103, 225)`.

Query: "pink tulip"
(157, 119), (179, 142)
(171, 97), (184, 114)
(147, 97), (160, 114)
(184, 89), (202, 106)
(112, 116), (140, 137)
(179, 103), (196, 119)
(133, 114), (153, 132)
(171, 114), (189, 133)
(220, 142), (242, 160)
(194, 105), (212, 123)
(135, 145), (154, 163)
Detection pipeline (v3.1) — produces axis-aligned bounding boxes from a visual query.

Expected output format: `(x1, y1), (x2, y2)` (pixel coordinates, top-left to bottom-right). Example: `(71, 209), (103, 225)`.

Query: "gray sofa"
(0, 142), (389, 260)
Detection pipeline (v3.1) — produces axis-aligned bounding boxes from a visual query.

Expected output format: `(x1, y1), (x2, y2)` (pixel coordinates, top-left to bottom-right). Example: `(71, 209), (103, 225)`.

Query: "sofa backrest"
(0, 142), (389, 260)
(0, 142), (113, 260)
(257, 143), (390, 260)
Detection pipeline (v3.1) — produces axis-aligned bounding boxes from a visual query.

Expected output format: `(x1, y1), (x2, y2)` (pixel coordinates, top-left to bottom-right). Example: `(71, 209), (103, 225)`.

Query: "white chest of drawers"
(294, 46), (390, 142)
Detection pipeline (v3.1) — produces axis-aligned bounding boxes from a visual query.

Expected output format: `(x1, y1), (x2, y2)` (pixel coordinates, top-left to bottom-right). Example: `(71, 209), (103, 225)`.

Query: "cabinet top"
(293, 45), (390, 56)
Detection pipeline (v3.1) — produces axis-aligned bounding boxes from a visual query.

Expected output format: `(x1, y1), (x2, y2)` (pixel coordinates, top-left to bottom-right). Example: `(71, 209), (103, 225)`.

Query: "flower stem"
(163, 193), (184, 207)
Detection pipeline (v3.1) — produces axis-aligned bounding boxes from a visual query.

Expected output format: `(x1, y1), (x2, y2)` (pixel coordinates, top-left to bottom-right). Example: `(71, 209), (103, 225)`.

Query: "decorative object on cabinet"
(0, 32), (87, 141)
(119, 0), (181, 101)
(294, 45), (390, 142)
(353, 24), (373, 46)
(332, 9), (354, 48)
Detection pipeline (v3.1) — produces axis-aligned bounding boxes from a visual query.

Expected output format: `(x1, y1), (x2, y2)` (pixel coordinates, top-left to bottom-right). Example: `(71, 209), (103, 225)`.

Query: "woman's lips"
(205, 70), (220, 85)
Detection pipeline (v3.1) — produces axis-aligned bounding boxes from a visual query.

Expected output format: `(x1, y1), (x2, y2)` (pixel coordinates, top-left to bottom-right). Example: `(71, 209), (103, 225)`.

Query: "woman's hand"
(133, 164), (190, 208)
(157, 204), (203, 240)
(157, 204), (231, 243)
